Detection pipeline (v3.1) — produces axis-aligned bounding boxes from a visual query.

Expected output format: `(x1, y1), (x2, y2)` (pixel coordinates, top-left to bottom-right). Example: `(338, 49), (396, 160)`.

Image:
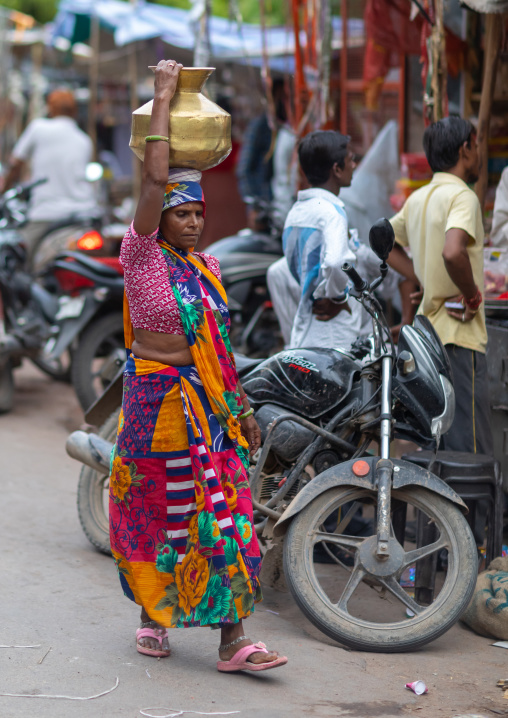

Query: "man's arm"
(387, 243), (419, 284)
(442, 189), (483, 322)
(442, 228), (477, 297)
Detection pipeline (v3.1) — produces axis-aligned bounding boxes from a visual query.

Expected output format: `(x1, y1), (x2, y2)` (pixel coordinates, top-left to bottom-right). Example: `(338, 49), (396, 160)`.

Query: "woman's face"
(159, 201), (205, 251)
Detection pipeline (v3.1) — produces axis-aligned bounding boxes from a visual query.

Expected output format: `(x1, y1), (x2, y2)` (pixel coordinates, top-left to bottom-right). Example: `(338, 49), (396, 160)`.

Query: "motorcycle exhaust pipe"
(65, 431), (113, 474)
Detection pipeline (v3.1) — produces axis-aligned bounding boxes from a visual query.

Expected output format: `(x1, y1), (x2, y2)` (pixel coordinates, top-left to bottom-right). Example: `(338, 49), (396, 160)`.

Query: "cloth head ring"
(162, 168), (205, 216)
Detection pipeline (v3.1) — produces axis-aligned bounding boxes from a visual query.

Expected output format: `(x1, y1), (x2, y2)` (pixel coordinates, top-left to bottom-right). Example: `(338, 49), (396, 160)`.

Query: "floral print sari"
(110, 239), (262, 628)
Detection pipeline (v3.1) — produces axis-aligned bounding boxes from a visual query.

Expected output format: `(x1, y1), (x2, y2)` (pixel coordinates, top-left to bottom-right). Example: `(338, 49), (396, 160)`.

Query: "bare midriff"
(132, 327), (193, 366)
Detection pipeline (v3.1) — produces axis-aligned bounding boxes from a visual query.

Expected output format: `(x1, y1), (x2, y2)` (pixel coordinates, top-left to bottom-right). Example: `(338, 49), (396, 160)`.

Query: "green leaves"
(156, 545), (179, 574)
(155, 580), (180, 611)
(230, 571), (249, 599)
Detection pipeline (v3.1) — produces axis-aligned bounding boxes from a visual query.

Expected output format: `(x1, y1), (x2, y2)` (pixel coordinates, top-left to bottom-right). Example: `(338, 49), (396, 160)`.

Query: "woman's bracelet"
(239, 393), (247, 401)
(239, 408), (254, 420)
(145, 135), (170, 143)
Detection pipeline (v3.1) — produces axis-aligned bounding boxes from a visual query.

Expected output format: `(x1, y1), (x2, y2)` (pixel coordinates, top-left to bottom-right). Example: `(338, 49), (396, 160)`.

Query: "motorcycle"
(206, 199), (283, 356)
(0, 179), (67, 411)
(65, 218), (477, 652)
(28, 161), (130, 275)
(46, 251), (125, 412)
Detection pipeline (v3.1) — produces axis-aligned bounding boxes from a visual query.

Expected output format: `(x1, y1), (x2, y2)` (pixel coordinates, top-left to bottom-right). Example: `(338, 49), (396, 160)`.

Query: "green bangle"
(239, 408), (254, 420)
(145, 135), (170, 143)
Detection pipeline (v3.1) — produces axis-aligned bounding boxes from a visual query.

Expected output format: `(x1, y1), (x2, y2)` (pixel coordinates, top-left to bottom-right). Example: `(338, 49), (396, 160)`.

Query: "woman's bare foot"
(219, 620), (279, 665)
(138, 607), (170, 655)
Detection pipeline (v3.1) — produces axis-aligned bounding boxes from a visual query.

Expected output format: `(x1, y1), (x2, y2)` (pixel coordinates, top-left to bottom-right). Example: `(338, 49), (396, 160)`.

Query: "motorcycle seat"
(235, 353), (265, 375)
(55, 252), (122, 278)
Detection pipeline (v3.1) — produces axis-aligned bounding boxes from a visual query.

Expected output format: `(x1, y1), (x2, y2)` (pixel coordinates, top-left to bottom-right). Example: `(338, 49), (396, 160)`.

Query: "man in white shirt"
(282, 130), (362, 349)
(3, 89), (98, 251)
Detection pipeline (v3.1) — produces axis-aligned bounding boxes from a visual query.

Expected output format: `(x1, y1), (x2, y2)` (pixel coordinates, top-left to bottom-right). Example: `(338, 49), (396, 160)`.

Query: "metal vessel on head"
(129, 66), (232, 170)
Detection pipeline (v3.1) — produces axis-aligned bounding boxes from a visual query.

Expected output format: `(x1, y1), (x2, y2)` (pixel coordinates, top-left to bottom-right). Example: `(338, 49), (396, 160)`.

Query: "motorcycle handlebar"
(342, 262), (368, 292)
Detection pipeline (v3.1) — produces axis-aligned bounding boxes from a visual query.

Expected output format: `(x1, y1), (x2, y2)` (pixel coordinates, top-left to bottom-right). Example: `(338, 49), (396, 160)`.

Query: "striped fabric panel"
(164, 441), (234, 562)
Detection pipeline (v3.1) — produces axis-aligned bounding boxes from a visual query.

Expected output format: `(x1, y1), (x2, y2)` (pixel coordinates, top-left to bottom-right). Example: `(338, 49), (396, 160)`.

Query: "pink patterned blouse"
(120, 222), (222, 335)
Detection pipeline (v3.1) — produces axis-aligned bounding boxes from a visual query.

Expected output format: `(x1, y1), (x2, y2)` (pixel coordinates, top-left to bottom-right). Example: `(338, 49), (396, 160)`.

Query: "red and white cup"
(405, 680), (428, 695)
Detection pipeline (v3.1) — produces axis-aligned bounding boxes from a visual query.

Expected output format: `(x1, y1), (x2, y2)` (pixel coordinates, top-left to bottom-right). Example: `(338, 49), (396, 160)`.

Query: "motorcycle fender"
(47, 293), (100, 359)
(273, 455), (467, 537)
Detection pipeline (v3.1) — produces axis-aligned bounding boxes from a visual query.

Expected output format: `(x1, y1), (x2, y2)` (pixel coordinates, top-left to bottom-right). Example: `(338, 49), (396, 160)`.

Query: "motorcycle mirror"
(85, 162), (104, 182)
(368, 218), (395, 262)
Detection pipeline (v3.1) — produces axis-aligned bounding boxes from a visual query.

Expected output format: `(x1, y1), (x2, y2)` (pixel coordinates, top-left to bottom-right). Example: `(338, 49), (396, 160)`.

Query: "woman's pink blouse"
(120, 222), (222, 335)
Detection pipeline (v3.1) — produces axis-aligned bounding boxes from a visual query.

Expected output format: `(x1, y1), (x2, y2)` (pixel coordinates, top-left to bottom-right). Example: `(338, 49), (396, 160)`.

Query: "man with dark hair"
(388, 116), (492, 456)
(282, 130), (361, 348)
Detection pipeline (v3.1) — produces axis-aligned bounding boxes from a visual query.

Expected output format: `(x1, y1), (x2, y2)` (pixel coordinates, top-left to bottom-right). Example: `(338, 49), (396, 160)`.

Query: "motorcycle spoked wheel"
(71, 312), (124, 412)
(76, 408), (120, 555)
(283, 486), (477, 652)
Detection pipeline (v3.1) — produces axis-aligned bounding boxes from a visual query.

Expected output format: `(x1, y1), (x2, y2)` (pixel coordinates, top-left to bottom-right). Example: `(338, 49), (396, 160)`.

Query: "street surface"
(1, 362), (507, 718)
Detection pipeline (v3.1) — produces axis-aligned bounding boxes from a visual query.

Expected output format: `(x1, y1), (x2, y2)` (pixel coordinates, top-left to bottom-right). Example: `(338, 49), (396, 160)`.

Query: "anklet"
(140, 619), (159, 629)
(219, 635), (248, 651)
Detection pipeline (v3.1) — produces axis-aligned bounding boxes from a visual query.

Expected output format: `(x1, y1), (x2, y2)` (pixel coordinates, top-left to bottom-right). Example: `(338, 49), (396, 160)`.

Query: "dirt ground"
(1, 361), (507, 718)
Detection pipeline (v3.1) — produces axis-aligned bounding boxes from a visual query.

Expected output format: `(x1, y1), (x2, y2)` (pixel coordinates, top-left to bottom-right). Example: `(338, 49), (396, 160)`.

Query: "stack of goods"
(390, 153), (433, 212)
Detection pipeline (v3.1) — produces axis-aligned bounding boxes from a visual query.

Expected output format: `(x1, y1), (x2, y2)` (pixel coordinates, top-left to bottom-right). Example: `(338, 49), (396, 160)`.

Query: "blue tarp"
(52, 0), (364, 60)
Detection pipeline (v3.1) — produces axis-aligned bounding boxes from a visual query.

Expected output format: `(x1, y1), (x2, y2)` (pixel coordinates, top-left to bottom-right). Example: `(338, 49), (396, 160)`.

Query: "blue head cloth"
(162, 168), (206, 216)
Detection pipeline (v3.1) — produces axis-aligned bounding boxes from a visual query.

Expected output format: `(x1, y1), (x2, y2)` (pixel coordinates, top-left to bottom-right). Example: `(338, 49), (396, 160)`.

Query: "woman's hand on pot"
(240, 414), (261, 456)
(154, 59), (182, 99)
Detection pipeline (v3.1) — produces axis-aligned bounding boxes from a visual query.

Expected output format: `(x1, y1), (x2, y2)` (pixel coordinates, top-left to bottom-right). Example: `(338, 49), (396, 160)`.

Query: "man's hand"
(445, 294), (477, 323)
(313, 298), (351, 321)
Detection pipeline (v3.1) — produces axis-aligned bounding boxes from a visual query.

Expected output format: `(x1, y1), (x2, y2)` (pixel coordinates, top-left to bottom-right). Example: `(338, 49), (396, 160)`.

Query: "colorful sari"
(109, 238), (262, 628)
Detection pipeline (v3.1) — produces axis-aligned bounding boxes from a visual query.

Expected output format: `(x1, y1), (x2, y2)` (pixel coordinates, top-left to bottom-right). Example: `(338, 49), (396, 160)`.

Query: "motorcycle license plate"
(55, 295), (86, 320)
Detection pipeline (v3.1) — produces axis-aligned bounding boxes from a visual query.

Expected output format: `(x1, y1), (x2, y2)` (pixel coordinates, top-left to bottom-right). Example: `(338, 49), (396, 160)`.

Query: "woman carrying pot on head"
(109, 60), (287, 674)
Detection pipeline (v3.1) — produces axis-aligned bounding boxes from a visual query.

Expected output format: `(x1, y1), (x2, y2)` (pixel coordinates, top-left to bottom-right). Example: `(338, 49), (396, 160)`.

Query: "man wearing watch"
(388, 116), (493, 457)
(282, 130), (361, 349)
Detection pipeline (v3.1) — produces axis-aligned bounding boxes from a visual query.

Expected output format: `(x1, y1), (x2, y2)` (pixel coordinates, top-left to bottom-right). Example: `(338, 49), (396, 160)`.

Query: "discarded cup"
(405, 680), (428, 695)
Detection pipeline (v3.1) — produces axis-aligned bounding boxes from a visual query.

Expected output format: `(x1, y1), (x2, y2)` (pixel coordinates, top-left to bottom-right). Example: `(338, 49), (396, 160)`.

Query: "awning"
(51, 0), (364, 58)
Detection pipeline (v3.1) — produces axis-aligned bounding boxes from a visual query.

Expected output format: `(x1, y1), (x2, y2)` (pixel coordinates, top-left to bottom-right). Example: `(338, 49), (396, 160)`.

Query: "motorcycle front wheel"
(283, 486), (477, 652)
(76, 408), (119, 555)
(71, 312), (124, 411)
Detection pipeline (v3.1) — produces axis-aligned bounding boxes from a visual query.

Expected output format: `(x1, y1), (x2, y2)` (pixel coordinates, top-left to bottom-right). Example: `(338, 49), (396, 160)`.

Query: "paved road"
(1, 362), (507, 718)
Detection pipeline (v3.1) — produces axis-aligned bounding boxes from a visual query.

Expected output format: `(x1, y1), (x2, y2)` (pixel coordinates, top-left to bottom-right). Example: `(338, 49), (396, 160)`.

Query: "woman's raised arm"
(133, 60), (183, 236)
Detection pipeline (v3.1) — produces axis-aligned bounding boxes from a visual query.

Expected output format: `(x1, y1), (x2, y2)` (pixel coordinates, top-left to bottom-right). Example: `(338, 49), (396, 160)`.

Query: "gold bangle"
(145, 135), (170, 143)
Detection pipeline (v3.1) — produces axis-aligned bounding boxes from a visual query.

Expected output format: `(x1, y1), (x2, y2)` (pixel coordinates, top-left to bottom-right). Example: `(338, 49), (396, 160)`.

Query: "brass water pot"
(129, 67), (231, 170)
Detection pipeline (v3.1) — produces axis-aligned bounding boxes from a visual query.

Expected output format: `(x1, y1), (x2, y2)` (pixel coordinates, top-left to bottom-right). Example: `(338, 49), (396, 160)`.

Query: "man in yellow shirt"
(388, 116), (492, 457)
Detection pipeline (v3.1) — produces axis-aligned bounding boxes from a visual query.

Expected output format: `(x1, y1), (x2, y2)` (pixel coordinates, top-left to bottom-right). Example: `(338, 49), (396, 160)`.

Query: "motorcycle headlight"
(431, 375), (455, 437)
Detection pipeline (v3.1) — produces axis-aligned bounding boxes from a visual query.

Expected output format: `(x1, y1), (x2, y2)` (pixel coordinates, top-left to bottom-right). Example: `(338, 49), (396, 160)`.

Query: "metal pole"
(128, 40), (141, 199)
(475, 14), (502, 211)
(291, 0), (304, 125)
(340, 0), (348, 134)
(88, 13), (99, 159)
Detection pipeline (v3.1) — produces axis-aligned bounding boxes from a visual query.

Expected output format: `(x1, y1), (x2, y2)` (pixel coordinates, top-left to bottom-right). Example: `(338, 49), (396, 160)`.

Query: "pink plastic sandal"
(136, 625), (171, 658)
(217, 641), (288, 673)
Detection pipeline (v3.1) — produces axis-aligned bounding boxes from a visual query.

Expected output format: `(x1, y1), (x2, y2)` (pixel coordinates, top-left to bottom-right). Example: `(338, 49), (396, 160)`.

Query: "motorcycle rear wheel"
(283, 486), (477, 652)
(76, 409), (119, 555)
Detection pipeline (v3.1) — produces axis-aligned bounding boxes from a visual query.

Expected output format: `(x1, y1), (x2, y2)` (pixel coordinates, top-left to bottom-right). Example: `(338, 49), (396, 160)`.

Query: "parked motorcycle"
(65, 218), (477, 652)
(46, 251), (125, 411)
(29, 161), (130, 275)
(206, 199), (283, 356)
(0, 179), (67, 410)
